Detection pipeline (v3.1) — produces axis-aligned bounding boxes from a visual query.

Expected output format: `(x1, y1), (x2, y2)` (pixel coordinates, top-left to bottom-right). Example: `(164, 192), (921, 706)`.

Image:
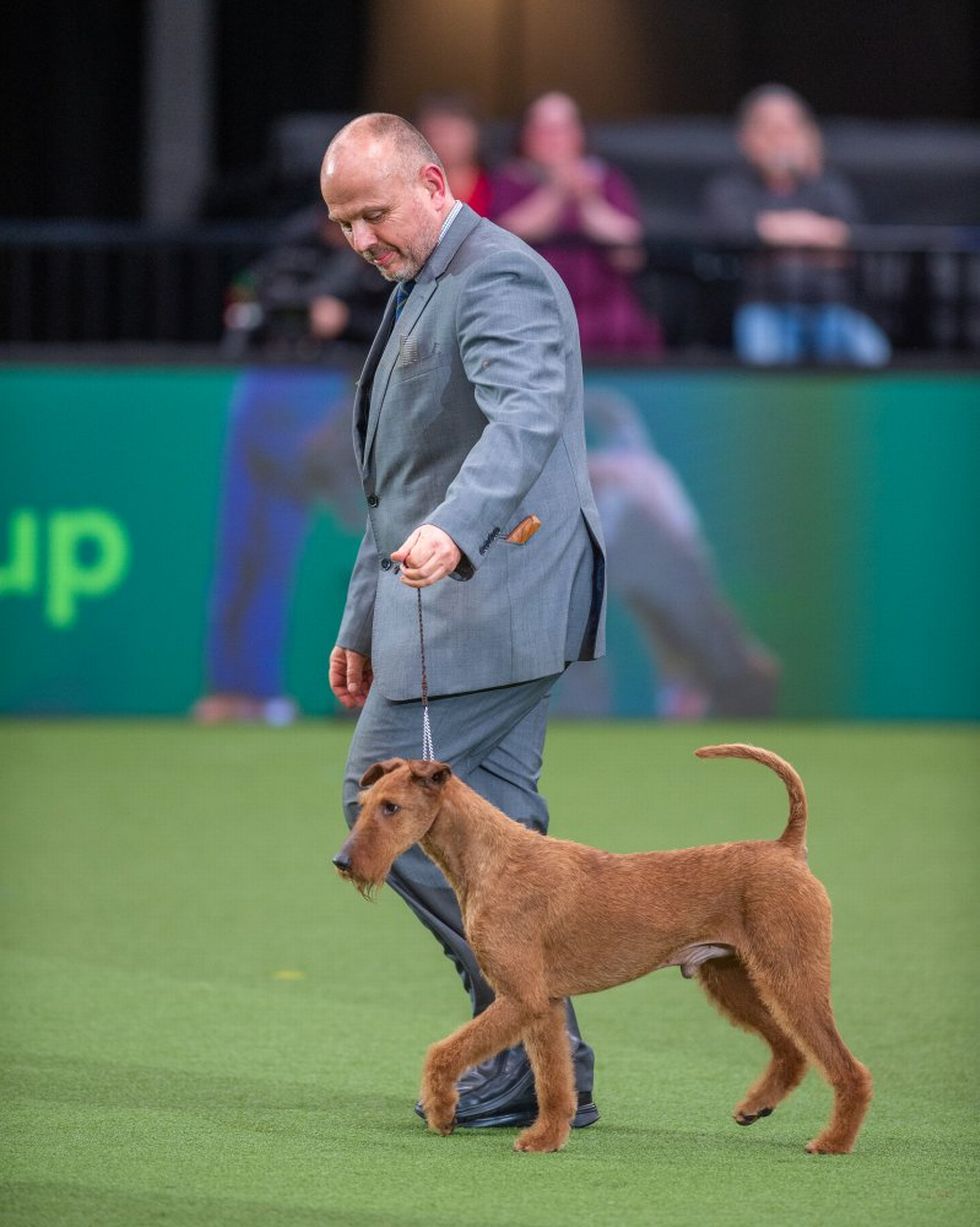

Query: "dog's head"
(332, 758), (453, 897)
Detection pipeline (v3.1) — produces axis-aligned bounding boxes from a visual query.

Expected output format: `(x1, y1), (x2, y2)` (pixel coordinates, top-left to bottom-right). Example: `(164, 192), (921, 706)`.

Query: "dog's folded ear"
(360, 759), (405, 787)
(410, 760), (452, 789)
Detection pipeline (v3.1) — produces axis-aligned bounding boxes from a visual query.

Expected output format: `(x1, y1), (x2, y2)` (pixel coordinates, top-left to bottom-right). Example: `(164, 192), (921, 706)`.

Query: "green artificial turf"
(1, 720), (978, 1226)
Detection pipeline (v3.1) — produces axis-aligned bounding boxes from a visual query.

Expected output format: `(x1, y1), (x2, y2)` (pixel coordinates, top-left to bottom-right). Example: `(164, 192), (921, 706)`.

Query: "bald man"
(322, 114), (606, 1130)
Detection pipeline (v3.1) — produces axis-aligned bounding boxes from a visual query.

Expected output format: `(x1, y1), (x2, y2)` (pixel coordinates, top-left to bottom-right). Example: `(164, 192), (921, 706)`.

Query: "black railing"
(1, 219), (979, 357)
(0, 221), (268, 346)
(639, 224), (980, 354)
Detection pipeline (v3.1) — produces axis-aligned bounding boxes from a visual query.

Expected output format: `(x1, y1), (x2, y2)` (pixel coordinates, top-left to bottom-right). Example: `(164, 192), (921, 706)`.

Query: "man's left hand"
(757, 209), (848, 249)
(391, 524), (462, 588)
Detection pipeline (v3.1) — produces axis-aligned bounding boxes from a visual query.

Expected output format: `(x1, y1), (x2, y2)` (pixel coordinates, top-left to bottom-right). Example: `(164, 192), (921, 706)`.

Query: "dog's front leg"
(419, 996), (525, 1136)
(514, 1000), (576, 1154)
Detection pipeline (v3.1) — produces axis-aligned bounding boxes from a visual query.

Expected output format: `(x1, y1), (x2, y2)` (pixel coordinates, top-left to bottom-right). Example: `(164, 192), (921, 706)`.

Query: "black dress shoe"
(414, 1045), (599, 1129)
(454, 1046), (535, 1115)
(415, 1090), (600, 1130)
(453, 1090), (600, 1129)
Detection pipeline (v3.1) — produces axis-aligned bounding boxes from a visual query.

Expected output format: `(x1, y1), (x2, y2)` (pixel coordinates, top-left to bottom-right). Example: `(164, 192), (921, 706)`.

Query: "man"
(321, 113), (606, 1129)
(703, 84), (890, 366)
(414, 94), (491, 216)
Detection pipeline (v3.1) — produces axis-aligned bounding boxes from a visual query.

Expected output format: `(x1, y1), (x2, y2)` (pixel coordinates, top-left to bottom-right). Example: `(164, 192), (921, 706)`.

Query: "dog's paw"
(419, 1092), (457, 1136)
(424, 1106), (456, 1136)
(514, 1122), (570, 1154)
(734, 1106), (773, 1126)
(805, 1135), (851, 1155)
(425, 1102), (456, 1136)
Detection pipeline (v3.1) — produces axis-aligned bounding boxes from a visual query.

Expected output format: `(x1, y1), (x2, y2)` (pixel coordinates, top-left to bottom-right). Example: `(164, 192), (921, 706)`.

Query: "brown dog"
(334, 744), (871, 1154)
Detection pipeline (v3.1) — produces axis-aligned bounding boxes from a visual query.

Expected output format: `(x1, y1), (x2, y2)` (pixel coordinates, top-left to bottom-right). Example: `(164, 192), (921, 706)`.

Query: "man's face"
(740, 97), (815, 177)
(322, 140), (447, 283)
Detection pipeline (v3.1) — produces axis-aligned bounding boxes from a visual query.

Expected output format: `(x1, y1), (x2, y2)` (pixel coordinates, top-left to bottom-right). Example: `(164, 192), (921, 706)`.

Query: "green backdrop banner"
(1, 364), (977, 718)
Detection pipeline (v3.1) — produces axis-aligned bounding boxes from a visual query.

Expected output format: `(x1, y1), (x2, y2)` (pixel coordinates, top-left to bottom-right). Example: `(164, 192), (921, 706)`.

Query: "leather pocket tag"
(505, 514), (542, 545)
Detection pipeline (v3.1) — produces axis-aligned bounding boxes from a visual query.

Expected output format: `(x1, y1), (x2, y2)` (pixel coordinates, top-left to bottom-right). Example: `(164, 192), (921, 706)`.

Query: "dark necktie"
(393, 278), (415, 320)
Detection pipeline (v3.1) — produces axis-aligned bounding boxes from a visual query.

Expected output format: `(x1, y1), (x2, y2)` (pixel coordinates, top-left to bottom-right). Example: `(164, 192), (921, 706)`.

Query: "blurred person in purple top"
(490, 92), (663, 359)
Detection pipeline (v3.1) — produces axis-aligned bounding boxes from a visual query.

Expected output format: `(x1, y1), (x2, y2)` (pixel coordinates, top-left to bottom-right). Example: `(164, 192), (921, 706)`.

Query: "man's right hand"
(329, 646), (373, 709)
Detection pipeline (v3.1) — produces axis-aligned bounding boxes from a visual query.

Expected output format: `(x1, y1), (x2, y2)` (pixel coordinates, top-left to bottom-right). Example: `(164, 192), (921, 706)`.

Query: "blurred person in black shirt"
(223, 207), (390, 359)
(703, 85), (890, 366)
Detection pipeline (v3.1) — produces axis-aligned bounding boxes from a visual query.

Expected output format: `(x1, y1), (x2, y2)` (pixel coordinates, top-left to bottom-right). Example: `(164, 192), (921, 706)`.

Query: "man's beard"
(367, 225), (439, 282)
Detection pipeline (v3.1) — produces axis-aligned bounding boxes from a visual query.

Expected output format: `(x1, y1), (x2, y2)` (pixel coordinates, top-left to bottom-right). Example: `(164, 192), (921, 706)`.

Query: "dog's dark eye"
(381, 801), (400, 816)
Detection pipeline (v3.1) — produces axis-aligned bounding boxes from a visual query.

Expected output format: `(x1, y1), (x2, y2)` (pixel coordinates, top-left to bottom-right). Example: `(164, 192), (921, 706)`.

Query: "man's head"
(736, 85), (821, 182)
(415, 95), (481, 173)
(320, 113), (455, 282)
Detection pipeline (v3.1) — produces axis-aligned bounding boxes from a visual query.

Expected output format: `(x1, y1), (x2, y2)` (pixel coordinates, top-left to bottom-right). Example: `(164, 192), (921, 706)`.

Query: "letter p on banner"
(47, 509), (131, 628)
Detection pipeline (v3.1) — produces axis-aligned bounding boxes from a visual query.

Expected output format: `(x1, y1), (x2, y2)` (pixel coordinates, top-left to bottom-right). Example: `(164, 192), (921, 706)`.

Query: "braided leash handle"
(416, 588), (435, 761)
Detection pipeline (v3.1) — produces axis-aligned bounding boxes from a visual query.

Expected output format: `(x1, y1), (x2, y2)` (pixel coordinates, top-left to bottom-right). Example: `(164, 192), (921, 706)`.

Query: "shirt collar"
(436, 200), (463, 246)
(411, 200), (463, 285)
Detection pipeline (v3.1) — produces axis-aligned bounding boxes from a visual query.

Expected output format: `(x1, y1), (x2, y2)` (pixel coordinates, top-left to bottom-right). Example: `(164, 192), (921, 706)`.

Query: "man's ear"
(360, 758), (405, 788)
(409, 760), (452, 789)
(420, 161), (448, 203)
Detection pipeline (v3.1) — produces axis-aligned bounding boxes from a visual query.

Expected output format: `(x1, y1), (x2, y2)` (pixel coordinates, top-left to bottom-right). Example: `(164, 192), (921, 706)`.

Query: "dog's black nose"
(332, 852), (351, 871)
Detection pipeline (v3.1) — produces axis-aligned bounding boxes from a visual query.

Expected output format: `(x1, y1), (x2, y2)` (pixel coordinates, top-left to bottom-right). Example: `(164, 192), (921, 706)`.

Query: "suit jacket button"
(380, 558), (392, 571)
(367, 494), (379, 507)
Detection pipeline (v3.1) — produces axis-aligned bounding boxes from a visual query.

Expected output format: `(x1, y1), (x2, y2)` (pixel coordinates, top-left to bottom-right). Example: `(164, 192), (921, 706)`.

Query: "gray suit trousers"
(342, 672), (595, 1093)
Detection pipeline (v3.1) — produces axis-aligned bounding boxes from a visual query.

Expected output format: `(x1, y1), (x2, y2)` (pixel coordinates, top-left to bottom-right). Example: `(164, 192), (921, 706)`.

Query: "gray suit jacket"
(337, 204), (606, 700)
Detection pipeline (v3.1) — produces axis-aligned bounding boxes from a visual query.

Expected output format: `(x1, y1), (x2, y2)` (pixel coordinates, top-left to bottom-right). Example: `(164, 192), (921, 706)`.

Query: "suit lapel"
(353, 288), (398, 467)
(357, 205), (484, 471)
(426, 203), (481, 278)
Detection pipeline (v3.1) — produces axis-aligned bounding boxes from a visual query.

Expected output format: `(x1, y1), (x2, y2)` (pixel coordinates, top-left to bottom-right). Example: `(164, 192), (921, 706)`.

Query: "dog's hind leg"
(746, 957), (872, 1154)
(698, 955), (808, 1125)
(419, 996), (525, 1136)
(513, 999), (577, 1154)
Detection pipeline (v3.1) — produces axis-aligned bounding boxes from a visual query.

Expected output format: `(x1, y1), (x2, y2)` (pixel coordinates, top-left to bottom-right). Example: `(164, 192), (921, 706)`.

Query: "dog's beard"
(335, 865), (384, 900)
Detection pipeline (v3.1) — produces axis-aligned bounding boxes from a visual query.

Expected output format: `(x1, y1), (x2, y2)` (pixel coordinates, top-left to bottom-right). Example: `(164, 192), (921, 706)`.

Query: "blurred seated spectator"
(223, 207), (389, 359)
(199, 206), (390, 725)
(415, 94), (491, 215)
(192, 369), (355, 726)
(703, 84), (891, 366)
(490, 91), (663, 359)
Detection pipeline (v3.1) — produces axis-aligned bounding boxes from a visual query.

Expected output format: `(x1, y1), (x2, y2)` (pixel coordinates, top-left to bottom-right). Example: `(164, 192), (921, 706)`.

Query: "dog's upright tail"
(695, 744), (808, 856)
